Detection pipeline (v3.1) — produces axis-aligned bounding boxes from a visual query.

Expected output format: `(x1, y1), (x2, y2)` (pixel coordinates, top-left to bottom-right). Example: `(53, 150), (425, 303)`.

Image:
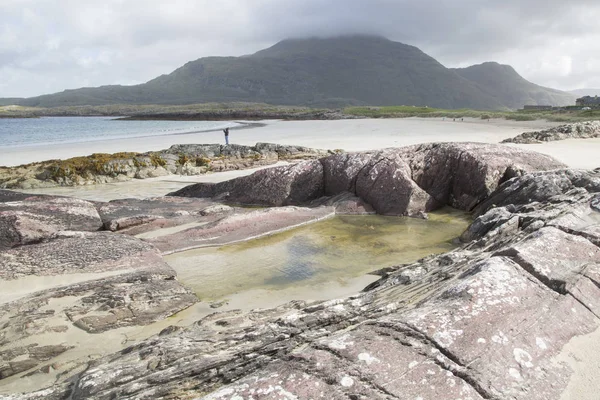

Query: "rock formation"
(2, 143), (600, 400)
(0, 143), (330, 189)
(171, 142), (565, 215)
(502, 120), (600, 144)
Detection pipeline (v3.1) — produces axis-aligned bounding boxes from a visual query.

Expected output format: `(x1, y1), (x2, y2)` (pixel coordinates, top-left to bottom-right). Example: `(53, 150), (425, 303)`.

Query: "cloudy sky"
(2, 0), (600, 97)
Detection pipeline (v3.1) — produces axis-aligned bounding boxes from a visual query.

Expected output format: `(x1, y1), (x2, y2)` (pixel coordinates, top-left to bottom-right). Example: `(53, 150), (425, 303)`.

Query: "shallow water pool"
(165, 208), (471, 303)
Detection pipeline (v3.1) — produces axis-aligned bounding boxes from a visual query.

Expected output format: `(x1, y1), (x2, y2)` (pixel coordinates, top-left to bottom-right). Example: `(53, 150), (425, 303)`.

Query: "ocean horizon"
(0, 116), (240, 149)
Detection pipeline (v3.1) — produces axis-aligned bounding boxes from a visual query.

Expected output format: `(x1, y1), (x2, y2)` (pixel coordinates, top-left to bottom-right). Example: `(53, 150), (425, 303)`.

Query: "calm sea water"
(0, 116), (239, 148)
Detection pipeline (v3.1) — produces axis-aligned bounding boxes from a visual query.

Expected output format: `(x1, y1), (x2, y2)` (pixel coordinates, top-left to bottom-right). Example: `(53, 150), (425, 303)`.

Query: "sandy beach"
(1, 117), (588, 167)
(6, 117), (600, 201)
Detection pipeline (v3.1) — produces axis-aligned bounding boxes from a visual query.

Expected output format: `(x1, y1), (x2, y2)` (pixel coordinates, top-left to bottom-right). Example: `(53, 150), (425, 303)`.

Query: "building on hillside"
(576, 96), (600, 107)
(523, 105), (553, 111)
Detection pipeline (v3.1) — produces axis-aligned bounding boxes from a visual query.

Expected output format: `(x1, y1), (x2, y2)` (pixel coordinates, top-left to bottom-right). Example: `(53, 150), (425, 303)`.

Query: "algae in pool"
(165, 208), (470, 301)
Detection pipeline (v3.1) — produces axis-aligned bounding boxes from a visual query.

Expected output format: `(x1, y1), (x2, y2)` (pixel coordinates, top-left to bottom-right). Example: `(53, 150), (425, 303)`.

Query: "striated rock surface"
(0, 191), (102, 249)
(97, 196), (221, 232)
(0, 230), (197, 386)
(172, 142), (565, 216)
(19, 167), (599, 400)
(146, 205), (335, 254)
(0, 143), (330, 189)
(2, 146), (600, 400)
(502, 120), (600, 144)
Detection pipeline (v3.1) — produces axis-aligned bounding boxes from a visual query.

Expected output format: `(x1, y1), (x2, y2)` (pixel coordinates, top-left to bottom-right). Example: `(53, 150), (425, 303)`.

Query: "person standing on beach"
(223, 127), (230, 145)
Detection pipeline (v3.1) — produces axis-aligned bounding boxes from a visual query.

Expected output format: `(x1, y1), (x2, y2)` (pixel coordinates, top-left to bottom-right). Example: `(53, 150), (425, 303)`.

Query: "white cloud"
(2, 0), (600, 97)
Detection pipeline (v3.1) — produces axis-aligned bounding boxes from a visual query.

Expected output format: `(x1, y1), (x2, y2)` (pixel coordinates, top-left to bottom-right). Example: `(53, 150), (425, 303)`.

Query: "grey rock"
(475, 169), (600, 217)
(0, 231), (197, 382)
(97, 196), (218, 232)
(503, 120), (600, 144)
(0, 191), (102, 249)
(3, 147), (599, 400)
(173, 143), (565, 216)
(460, 206), (513, 242)
(170, 160), (325, 207)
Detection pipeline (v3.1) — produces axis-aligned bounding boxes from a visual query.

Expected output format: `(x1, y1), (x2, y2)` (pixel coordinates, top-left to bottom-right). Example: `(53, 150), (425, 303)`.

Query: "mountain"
(452, 62), (575, 109)
(16, 36), (573, 110)
(569, 89), (600, 98)
(0, 98), (24, 106)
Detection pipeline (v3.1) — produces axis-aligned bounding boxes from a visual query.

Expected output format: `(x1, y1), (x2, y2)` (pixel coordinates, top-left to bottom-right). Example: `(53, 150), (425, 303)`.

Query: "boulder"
(173, 143), (565, 216)
(170, 160), (325, 207)
(397, 142), (566, 210)
(354, 150), (437, 215)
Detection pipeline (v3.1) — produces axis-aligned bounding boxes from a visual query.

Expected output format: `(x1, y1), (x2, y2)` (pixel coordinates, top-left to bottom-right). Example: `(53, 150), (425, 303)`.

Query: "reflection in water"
(165, 208), (471, 301)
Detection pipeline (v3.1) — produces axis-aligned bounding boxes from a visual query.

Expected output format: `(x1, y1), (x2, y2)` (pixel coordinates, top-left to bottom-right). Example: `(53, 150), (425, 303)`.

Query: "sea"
(0, 116), (239, 148)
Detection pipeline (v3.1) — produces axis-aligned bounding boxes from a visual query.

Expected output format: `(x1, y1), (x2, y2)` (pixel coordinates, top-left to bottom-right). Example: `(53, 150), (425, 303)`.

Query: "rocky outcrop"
(171, 143), (565, 216)
(502, 120), (600, 144)
(97, 196), (219, 232)
(0, 143), (330, 189)
(0, 191), (102, 249)
(147, 206), (335, 254)
(22, 168), (599, 400)
(0, 230), (197, 384)
(3, 145), (600, 400)
(171, 160), (326, 207)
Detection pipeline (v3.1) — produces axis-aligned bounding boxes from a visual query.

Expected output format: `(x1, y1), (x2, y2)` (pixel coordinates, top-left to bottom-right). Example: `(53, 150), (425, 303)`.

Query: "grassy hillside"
(453, 62), (575, 108)
(16, 36), (575, 110)
(0, 98), (24, 106)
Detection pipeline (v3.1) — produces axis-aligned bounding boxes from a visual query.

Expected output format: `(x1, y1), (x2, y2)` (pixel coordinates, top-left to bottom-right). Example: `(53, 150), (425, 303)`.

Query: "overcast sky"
(2, 0), (600, 97)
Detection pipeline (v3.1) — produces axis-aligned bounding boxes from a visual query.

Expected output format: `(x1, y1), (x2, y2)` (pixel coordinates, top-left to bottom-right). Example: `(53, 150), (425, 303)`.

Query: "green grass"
(344, 105), (600, 123)
(2, 102), (599, 123)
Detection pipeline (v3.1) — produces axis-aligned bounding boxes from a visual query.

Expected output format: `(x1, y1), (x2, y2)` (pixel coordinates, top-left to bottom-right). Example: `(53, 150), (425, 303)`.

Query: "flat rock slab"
(497, 226), (600, 295)
(147, 205), (336, 253)
(96, 196), (223, 232)
(0, 231), (167, 280)
(0, 191), (102, 249)
(0, 231), (197, 382)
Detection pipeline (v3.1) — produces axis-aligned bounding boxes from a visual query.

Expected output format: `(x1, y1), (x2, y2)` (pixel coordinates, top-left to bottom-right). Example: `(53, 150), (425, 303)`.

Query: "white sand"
(0, 117), (564, 167)
(9, 117), (600, 202)
(557, 324), (600, 400)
